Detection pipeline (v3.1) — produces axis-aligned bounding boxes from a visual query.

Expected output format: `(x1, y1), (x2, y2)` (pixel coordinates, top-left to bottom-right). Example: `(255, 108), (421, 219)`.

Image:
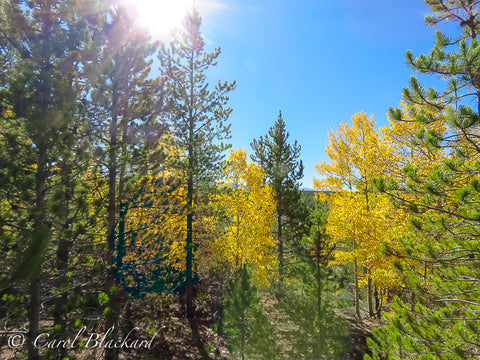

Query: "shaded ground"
(344, 315), (386, 360)
(0, 280), (385, 360)
(151, 285), (386, 360)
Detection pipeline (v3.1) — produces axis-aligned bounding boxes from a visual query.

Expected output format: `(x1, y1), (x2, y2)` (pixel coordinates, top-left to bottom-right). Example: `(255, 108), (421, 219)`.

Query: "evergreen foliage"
(158, 7), (235, 317)
(221, 267), (276, 360)
(275, 197), (350, 359)
(86, 3), (163, 358)
(0, 1), (105, 358)
(368, 1), (480, 358)
(250, 111), (305, 274)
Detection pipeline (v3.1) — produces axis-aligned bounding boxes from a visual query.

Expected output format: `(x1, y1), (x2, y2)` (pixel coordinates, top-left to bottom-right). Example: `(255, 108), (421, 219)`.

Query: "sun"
(122, 0), (194, 39)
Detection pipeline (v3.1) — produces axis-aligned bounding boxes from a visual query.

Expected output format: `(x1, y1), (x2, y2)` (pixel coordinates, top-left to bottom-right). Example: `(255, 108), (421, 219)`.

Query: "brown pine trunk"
(116, 126), (127, 272)
(28, 278), (41, 360)
(277, 215), (284, 276)
(185, 49), (196, 318)
(313, 256), (323, 357)
(28, 140), (48, 360)
(104, 270), (120, 360)
(185, 171), (194, 318)
(53, 161), (73, 360)
(105, 72), (119, 360)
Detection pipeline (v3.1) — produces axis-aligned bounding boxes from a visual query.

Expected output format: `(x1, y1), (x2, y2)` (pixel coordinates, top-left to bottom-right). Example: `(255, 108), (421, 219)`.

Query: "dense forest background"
(1, 0), (480, 359)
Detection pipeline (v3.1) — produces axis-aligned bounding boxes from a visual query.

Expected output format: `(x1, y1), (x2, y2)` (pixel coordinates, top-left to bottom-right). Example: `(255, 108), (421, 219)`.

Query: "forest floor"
(151, 292), (383, 360)
(141, 280), (385, 359)
(344, 315), (386, 360)
(259, 290), (386, 360)
(0, 279), (385, 359)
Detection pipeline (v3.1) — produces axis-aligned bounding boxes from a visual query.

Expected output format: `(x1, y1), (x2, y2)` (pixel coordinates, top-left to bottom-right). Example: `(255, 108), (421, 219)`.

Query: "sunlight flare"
(122, 0), (194, 39)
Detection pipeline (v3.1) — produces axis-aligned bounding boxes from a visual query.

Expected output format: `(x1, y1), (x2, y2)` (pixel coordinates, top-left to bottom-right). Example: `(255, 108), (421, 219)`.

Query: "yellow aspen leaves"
(315, 112), (407, 291)
(210, 148), (277, 287)
(315, 112), (395, 193)
(122, 134), (190, 275)
(326, 191), (405, 289)
(381, 100), (446, 181)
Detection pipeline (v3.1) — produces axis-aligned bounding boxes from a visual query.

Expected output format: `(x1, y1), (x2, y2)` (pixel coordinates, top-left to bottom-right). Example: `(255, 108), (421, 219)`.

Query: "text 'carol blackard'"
(7, 326), (163, 350)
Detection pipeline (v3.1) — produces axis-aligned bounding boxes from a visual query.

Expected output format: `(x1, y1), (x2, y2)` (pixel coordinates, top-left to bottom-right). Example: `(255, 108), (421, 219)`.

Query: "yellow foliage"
(210, 148), (277, 287)
(123, 134), (190, 274)
(315, 112), (407, 290)
(315, 103), (449, 293)
(326, 191), (406, 289)
(381, 100), (446, 180)
(315, 112), (396, 193)
(3, 109), (14, 118)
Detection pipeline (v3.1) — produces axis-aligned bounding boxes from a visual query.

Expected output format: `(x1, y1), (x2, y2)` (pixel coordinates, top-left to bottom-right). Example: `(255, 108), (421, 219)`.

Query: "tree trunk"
(316, 261), (322, 316)
(240, 312), (246, 360)
(367, 268), (374, 318)
(28, 278), (41, 360)
(277, 214), (283, 276)
(185, 172), (194, 318)
(185, 48), (196, 318)
(107, 97), (118, 266)
(116, 135), (127, 275)
(105, 72), (119, 360)
(314, 257), (323, 357)
(53, 161), (73, 360)
(353, 240), (361, 319)
(28, 140), (48, 360)
(116, 201), (127, 272)
(374, 284), (381, 318)
(104, 270), (120, 360)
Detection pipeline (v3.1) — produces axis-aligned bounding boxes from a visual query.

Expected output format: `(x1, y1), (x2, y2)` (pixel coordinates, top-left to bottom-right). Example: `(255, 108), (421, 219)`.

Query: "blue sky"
(191, 0), (452, 188)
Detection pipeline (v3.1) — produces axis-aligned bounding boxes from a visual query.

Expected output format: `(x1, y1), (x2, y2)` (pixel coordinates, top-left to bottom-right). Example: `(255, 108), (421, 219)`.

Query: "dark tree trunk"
(353, 241), (361, 319)
(185, 49), (196, 319)
(374, 285), (381, 318)
(105, 73), (119, 360)
(28, 140), (48, 360)
(104, 269), (120, 360)
(185, 171), (194, 318)
(313, 256), (323, 357)
(367, 269), (374, 318)
(277, 214), (284, 275)
(116, 142), (127, 274)
(28, 277), (41, 360)
(53, 161), (73, 360)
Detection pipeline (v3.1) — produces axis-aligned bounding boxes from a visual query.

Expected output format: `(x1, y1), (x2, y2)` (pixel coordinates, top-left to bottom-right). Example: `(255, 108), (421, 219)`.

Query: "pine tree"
(251, 111), (305, 275)
(86, 1), (163, 358)
(222, 266), (276, 360)
(368, 1), (480, 358)
(299, 198), (350, 359)
(158, 7), (235, 317)
(303, 199), (335, 326)
(0, 1), (105, 358)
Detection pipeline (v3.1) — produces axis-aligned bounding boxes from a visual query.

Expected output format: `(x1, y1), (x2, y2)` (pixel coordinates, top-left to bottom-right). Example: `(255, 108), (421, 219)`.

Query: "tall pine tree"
(158, 7), (235, 317)
(87, 1), (162, 358)
(251, 111), (305, 275)
(0, 1), (102, 358)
